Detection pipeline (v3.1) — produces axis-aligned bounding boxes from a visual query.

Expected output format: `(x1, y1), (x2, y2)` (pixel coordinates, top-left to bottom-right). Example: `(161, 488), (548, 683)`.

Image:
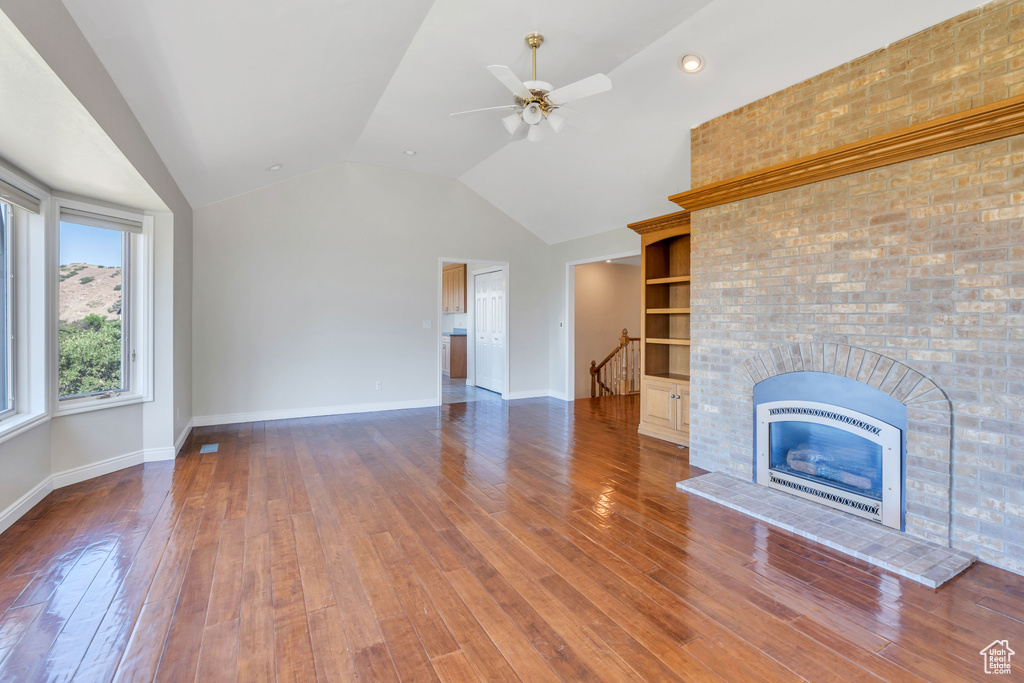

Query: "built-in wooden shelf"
(668, 93), (1024, 213)
(646, 275), (691, 285)
(645, 372), (691, 383)
(633, 212), (692, 447)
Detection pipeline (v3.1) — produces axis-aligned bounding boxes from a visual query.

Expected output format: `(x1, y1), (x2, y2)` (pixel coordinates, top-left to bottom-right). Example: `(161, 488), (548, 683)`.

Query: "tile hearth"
(679, 472), (975, 588)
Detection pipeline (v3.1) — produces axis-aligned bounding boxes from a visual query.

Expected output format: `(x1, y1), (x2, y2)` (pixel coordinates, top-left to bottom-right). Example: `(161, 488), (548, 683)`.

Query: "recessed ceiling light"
(267, 163), (283, 171)
(679, 53), (705, 73)
(404, 149), (417, 156)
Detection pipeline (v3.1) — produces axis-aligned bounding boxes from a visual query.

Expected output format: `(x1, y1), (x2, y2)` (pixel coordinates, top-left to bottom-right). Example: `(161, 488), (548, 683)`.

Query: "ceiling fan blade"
(487, 65), (533, 99)
(510, 124), (529, 143)
(546, 73), (612, 106)
(449, 105), (518, 118)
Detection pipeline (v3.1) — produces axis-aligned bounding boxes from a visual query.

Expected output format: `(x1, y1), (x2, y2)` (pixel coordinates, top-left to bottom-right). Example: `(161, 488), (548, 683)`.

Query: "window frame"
(0, 166), (48, 445)
(0, 201), (14, 421)
(53, 197), (153, 417)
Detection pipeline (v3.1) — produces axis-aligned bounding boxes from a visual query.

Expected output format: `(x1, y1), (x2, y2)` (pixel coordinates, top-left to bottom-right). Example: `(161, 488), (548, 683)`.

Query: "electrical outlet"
(376, 381), (382, 391)
(423, 320), (431, 329)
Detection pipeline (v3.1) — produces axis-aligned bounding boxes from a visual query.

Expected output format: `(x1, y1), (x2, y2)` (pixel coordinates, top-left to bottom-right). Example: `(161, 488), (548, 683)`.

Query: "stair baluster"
(589, 329), (641, 398)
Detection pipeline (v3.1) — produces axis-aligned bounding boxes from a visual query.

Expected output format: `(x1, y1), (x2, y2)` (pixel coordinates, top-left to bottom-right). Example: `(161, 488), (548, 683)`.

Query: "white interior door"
(474, 269), (505, 394)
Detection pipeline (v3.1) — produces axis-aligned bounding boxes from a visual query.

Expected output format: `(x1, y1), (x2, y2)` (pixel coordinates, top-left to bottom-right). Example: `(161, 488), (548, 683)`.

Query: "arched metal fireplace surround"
(755, 373), (906, 529)
(743, 343), (953, 544)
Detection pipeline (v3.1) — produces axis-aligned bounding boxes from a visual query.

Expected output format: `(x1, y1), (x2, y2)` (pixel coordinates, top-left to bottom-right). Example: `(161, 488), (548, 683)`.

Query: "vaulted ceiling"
(58, 0), (986, 243)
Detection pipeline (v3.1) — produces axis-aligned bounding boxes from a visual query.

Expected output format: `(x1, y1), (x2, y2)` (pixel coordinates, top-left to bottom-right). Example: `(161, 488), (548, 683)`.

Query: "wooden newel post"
(620, 329), (630, 347)
(590, 361), (597, 397)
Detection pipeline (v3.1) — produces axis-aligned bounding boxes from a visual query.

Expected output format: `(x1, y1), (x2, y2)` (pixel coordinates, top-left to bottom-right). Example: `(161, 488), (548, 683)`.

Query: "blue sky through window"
(60, 222), (122, 267)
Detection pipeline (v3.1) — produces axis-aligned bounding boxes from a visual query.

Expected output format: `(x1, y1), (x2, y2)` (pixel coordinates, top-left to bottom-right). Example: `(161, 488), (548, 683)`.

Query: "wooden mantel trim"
(627, 209), (690, 235)
(668, 93), (1024, 212)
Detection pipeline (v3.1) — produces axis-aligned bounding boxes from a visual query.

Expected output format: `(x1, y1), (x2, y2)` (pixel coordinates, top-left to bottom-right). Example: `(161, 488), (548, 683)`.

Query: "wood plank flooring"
(0, 396), (1022, 681)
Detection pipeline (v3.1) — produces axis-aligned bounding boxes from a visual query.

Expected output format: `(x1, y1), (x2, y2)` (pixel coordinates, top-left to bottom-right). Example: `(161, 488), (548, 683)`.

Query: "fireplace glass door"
(769, 421), (883, 500)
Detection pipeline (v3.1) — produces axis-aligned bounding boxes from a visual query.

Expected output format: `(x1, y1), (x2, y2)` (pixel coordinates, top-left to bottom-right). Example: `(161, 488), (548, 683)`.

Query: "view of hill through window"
(58, 222), (126, 398)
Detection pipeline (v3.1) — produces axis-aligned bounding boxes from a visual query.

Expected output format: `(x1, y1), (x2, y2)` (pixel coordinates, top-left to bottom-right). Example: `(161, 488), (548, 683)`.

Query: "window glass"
(58, 221), (128, 398)
(0, 203), (10, 415)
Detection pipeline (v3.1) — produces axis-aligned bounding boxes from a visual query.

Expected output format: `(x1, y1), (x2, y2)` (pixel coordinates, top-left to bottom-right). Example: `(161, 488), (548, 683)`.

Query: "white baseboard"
(193, 398), (437, 427)
(547, 390), (570, 402)
(51, 450), (145, 489)
(174, 419), (194, 455)
(143, 447), (176, 462)
(0, 447), (158, 536)
(0, 477), (54, 537)
(506, 390), (563, 401)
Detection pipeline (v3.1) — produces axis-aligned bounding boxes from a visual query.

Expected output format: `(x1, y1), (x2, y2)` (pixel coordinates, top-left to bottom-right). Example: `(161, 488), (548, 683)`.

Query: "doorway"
(564, 251), (641, 400)
(438, 259), (508, 405)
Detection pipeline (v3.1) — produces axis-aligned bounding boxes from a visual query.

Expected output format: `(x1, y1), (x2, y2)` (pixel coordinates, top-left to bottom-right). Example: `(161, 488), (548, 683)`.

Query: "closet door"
(475, 272), (491, 390)
(474, 269), (505, 394)
(486, 271), (505, 394)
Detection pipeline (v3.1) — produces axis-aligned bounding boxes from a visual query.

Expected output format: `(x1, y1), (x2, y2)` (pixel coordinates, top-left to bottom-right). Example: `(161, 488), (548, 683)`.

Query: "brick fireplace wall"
(688, 0), (1024, 574)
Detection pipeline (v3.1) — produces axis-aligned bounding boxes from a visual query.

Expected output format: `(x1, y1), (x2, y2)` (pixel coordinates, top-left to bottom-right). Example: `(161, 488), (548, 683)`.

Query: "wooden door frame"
(563, 250), (640, 402)
(437, 258), (509, 405)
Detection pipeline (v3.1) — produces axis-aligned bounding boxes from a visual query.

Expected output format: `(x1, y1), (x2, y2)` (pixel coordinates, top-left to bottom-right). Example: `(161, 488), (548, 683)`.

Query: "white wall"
(193, 162), (552, 422)
(0, 426), (50, 522)
(574, 262), (641, 399)
(144, 212), (177, 459)
(441, 313), (467, 335)
(50, 405), (143, 473)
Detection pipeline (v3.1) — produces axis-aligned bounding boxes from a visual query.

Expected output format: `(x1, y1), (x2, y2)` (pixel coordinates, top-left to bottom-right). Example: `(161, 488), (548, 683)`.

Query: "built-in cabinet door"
(454, 269), (464, 312)
(442, 336), (451, 376)
(642, 379), (677, 431)
(442, 270), (451, 313)
(677, 387), (690, 427)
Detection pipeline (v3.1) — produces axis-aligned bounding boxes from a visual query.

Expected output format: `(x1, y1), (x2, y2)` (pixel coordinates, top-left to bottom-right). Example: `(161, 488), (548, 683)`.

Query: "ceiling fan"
(451, 33), (612, 142)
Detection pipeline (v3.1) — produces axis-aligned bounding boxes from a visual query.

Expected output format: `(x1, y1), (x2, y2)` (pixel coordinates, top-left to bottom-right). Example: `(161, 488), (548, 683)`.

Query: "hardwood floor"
(0, 396), (1022, 681)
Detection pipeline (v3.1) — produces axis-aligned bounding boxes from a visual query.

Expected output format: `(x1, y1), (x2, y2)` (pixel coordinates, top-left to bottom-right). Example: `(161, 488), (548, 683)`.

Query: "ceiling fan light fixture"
(522, 102), (543, 126)
(679, 53), (705, 73)
(546, 111), (567, 133)
(527, 124), (544, 142)
(501, 113), (522, 135)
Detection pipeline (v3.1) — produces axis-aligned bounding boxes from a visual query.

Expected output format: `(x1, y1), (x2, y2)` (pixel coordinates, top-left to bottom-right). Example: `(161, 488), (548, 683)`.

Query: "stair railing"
(590, 329), (640, 398)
